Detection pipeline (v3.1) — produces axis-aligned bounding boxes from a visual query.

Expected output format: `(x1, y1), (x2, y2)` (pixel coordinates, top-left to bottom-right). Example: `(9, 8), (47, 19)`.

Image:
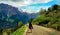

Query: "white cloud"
(22, 9), (39, 13)
(40, 0), (51, 3)
(19, 6), (40, 13)
(0, 0), (52, 13)
(0, 0), (27, 7)
(0, 0), (52, 7)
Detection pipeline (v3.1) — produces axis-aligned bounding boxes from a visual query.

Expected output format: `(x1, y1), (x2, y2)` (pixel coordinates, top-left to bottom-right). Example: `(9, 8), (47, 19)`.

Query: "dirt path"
(24, 25), (60, 35)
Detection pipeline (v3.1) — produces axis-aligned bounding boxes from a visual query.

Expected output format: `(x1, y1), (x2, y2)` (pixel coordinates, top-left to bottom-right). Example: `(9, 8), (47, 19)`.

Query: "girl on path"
(29, 22), (33, 33)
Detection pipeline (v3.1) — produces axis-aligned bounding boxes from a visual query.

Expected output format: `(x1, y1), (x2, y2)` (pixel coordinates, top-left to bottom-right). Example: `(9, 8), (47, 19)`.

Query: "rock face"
(0, 3), (39, 29)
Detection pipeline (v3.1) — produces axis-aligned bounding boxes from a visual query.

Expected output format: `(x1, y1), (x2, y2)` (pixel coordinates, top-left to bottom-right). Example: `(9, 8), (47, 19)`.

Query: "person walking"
(29, 22), (33, 33)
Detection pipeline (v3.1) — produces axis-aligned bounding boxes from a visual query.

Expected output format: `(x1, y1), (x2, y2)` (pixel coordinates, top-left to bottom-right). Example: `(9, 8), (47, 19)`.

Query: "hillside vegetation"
(32, 4), (60, 31)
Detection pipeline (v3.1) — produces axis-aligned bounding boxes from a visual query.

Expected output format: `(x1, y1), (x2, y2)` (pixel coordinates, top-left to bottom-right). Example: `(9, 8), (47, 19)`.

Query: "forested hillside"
(32, 4), (60, 31)
(0, 3), (39, 35)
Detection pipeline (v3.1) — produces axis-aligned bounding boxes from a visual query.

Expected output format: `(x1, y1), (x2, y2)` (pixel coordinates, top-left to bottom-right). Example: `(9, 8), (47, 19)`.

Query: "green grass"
(12, 25), (26, 35)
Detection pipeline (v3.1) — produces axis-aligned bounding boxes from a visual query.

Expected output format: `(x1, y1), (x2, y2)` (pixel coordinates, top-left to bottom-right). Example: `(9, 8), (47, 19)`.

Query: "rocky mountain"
(0, 3), (39, 29)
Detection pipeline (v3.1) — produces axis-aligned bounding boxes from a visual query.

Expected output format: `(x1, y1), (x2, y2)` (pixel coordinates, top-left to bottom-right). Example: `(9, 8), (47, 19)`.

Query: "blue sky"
(0, 0), (60, 13)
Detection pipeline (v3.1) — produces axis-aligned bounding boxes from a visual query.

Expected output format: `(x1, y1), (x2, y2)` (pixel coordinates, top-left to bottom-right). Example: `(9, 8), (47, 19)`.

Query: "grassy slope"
(12, 25), (26, 35)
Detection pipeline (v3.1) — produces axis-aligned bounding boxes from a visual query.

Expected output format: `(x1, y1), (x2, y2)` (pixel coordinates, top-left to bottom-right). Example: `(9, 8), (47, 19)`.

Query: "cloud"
(19, 5), (49, 13)
(32, 0), (52, 4)
(0, 0), (55, 13)
(11, 0), (22, 2)
(0, 0), (52, 7)
(19, 5), (40, 13)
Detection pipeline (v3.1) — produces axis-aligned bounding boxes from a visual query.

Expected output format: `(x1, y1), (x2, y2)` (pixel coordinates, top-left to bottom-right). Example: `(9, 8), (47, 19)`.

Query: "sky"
(0, 0), (60, 13)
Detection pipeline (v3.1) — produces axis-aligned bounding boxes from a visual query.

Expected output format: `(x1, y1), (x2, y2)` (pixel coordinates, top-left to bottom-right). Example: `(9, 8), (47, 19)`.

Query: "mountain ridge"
(0, 3), (39, 29)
